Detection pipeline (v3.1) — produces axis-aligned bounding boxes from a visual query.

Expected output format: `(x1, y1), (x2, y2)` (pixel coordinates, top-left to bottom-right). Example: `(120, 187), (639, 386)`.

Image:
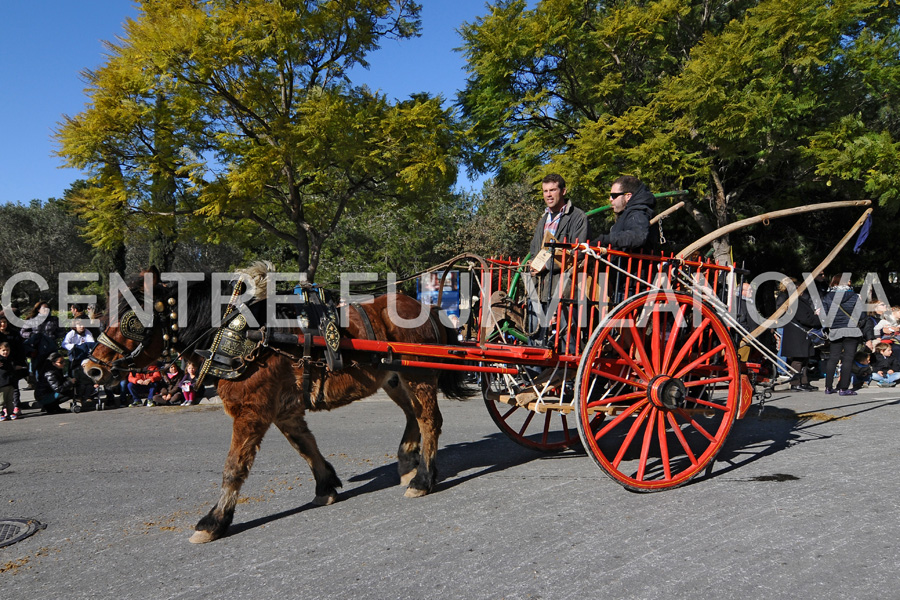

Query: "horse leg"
(383, 380), (422, 487)
(274, 410), (343, 506)
(397, 376), (443, 498)
(190, 416), (270, 544)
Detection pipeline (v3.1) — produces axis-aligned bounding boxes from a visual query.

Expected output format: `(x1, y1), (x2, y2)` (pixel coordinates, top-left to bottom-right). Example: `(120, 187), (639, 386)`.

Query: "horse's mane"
(110, 262), (276, 352)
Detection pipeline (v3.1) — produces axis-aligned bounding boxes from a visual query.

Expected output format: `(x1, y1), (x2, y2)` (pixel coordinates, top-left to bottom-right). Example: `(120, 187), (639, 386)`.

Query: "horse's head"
(83, 267), (179, 384)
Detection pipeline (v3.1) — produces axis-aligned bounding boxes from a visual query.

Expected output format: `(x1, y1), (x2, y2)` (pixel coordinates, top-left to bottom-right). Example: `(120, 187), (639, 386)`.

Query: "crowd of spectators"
(764, 273), (900, 396)
(0, 302), (207, 419)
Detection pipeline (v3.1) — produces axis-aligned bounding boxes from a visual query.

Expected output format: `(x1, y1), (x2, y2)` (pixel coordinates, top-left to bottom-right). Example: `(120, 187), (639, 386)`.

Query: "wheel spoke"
(667, 316), (712, 375)
(517, 410), (537, 437)
(673, 408), (718, 443)
(661, 303), (688, 373)
(685, 393), (730, 411)
(651, 305), (662, 373)
(683, 375), (732, 387)
(586, 390), (645, 408)
(594, 398), (647, 442)
(674, 342), (727, 379)
(657, 411), (672, 480)
(627, 321), (655, 380)
(666, 411), (699, 466)
(636, 406), (658, 481)
(606, 334), (650, 383)
(589, 364), (647, 388)
(612, 402), (653, 468)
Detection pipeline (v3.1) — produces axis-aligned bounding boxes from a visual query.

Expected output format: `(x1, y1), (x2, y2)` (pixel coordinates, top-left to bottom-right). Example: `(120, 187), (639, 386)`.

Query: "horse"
(83, 263), (473, 543)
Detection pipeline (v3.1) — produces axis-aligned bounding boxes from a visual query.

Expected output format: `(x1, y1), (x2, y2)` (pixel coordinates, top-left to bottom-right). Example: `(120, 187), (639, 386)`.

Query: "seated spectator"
(177, 361), (201, 406)
(152, 363), (183, 406)
(875, 305), (900, 343)
(20, 301), (61, 384)
(870, 343), (900, 387)
(35, 352), (75, 414)
(62, 322), (95, 372)
(127, 365), (162, 407)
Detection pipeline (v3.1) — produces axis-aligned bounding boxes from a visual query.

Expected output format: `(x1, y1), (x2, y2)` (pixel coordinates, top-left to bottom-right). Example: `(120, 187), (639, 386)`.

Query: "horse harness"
(95, 280), (443, 410)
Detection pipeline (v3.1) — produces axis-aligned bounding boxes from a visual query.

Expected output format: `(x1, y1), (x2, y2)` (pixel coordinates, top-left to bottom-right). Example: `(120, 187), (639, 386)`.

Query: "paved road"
(1, 383), (899, 599)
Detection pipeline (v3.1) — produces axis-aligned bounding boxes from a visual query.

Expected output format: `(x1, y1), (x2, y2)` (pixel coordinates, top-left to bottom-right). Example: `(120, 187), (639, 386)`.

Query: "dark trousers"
(825, 337), (860, 391)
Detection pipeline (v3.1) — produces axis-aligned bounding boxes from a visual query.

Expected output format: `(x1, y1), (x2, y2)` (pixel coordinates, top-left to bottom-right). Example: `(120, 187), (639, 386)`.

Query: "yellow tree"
(57, 0), (461, 280)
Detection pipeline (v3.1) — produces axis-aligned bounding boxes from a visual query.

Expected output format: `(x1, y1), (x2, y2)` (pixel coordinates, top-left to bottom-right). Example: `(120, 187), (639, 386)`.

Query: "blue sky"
(0, 1), (498, 205)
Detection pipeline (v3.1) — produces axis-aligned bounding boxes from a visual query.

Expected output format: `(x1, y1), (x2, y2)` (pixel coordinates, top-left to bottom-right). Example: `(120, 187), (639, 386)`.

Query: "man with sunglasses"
(596, 175), (656, 251)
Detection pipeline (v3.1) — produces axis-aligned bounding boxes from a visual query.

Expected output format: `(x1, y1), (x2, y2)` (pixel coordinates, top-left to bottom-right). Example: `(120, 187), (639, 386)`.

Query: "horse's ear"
(142, 266), (162, 293)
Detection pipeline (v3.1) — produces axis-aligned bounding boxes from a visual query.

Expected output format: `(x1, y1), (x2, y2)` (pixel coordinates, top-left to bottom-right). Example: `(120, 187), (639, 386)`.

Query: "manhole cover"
(0, 519), (45, 548)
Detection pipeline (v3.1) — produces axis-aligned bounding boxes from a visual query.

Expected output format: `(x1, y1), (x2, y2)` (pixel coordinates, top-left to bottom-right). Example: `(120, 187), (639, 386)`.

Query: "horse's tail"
(437, 319), (478, 401)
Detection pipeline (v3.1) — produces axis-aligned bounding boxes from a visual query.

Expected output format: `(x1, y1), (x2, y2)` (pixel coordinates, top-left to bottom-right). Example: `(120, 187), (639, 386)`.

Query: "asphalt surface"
(1, 381), (899, 599)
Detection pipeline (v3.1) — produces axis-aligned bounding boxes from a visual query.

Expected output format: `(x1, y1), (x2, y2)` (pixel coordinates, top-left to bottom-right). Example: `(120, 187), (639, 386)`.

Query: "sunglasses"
(609, 191), (629, 199)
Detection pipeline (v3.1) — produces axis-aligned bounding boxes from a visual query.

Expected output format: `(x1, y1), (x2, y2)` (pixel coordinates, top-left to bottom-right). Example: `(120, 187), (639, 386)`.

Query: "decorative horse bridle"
(91, 297), (181, 373)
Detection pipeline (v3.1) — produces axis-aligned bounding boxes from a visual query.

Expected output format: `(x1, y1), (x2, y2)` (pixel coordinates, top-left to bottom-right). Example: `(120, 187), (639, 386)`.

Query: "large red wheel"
(575, 290), (739, 491)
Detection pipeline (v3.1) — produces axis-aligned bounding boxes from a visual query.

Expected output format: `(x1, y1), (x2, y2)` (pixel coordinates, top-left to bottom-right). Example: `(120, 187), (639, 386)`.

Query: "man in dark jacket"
(595, 175), (656, 250)
(528, 173), (589, 258)
(526, 174), (589, 348)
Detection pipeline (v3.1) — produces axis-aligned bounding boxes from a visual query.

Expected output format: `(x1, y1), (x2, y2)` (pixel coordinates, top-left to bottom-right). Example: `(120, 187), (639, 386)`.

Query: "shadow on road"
(225, 433), (553, 538)
(346, 432), (562, 496)
(705, 396), (900, 482)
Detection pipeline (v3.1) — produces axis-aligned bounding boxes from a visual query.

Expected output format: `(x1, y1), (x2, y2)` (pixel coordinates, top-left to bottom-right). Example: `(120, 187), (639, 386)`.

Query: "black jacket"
(871, 351), (900, 374)
(529, 202), (589, 257)
(822, 286), (862, 340)
(36, 365), (74, 397)
(776, 291), (820, 358)
(595, 184), (656, 250)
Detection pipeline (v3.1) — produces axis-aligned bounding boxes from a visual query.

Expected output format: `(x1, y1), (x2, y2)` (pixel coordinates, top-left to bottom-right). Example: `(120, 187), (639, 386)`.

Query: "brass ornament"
(119, 311), (147, 341)
(228, 314), (248, 332)
(324, 320), (340, 353)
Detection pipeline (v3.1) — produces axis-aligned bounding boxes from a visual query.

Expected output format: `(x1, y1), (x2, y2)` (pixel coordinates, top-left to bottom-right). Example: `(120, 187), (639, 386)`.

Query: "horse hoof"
(189, 530), (218, 544)
(399, 470), (416, 487)
(313, 492), (338, 506)
(404, 487), (428, 498)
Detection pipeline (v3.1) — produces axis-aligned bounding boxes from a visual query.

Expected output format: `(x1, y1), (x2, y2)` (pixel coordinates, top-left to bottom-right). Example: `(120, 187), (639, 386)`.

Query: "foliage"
(0, 199), (94, 310)
(56, 0), (462, 281)
(460, 0), (900, 268)
(448, 179), (541, 260)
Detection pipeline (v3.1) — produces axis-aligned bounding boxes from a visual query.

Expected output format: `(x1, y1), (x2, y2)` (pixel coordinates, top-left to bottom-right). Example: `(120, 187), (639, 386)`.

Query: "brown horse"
(84, 264), (472, 543)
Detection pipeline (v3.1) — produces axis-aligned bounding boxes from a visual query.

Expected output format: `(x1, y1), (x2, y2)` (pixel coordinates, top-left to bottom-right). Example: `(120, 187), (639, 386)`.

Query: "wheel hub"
(647, 375), (687, 410)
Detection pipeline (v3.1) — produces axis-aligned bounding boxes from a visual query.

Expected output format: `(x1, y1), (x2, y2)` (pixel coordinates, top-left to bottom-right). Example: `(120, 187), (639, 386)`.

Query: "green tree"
(460, 0), (900, 267)
(57, 0), (461, 281)
(450, 179), (541, 260)
(0, 199), (94, 310)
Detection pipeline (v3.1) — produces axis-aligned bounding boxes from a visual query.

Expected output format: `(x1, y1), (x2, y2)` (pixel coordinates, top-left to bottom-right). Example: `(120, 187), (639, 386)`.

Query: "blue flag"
(853, 214), (873, 253)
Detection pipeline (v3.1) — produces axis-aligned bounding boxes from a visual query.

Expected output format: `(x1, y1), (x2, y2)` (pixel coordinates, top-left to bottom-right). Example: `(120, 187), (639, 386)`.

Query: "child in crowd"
(35, 352), (76, 414)
(178, 361), (200, 406)
(0, 342), (26, 421)
(152, 363), (183, 406)
(850, 351), (873, 390)
(62, 321), (95, 376)
(127, 364), (162, 407)
(870, 343), (900, 387)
